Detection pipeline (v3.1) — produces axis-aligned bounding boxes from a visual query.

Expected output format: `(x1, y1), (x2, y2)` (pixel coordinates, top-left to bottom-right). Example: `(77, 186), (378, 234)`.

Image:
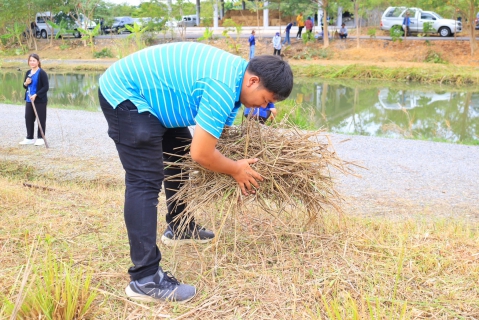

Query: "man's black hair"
(247, 55), (294, 101)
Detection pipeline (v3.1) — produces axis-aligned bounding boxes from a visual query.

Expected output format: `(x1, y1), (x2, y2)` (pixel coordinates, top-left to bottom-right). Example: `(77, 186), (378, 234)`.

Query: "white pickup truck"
(380, 7), (462, 37)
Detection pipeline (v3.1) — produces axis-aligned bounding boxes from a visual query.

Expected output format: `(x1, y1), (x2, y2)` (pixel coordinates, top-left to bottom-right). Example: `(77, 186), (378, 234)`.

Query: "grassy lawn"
(0, 161), (478, 319)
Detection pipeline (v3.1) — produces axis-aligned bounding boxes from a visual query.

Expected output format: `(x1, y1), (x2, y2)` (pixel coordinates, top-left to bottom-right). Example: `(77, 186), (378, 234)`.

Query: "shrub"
(367, 28), (377, 38)
(301, 32), (315, 44)
(292, 47), (333, 60)
(93, 48), (114, 58)
(141, 32), (156, 46)
(198, 27), (214, 42)
(424, 49), (447, 64)
(423, 22), (434, 34)
(390, 25), (404, 42)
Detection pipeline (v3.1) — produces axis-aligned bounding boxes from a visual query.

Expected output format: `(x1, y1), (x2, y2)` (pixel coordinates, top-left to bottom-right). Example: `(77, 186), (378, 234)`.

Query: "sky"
(106, 0), (143, 6)
(106, 0), (191, 6)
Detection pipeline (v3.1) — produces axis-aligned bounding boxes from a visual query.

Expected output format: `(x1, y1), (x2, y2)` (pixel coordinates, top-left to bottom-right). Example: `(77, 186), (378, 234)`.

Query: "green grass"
(1, 238), (97, 319)
(0, 160), (478, 318)
(292, 64), (479, 85)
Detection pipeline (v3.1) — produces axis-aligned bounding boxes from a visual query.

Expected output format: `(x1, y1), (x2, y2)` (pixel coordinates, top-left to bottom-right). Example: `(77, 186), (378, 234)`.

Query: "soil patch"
(4, 36), (479, 70)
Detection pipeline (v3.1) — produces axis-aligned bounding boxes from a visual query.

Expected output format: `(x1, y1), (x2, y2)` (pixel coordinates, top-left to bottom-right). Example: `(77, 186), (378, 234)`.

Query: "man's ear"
(247, 74), (260, 87)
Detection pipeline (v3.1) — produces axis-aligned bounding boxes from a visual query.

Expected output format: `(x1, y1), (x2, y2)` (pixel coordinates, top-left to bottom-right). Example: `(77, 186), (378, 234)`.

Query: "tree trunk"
(196, 0), (200, 27)
(454, 0), (457, 41)
(278, 0), (281, 32)
(322, 3), (329, 48)
(469, 0), (476, 56)
(355, 0), (359, 48)
(256, 0), (260, 37)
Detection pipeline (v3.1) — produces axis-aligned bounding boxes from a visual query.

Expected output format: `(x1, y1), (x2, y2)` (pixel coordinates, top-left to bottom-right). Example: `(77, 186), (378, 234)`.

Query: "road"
(94, 26), (478, 41)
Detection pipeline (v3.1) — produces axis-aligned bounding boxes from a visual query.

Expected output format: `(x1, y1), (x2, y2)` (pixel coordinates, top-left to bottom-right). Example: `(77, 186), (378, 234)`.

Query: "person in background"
(283, 21), (293, 45)
(339, 23), (348, 39)
(272, 32), (282, 56)
(20, 53), (49, 146)
(244, 102), (277, 124)
(315, 29), (329, 41)
(248, 30), (256, 60)
(305, 17), (313, 35)
(402, 11), (411, 37)
(98, 42), (293, 303)
(100, 18), (105, 35)
(296, 12), (304, 39)
(30, 21), (38, 38)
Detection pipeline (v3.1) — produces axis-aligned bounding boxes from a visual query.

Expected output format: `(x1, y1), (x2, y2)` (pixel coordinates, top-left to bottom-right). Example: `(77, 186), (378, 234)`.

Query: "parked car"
(33, 12), (96, 39)
(132, 17), (151, 27)
(165, 19), (179, 28)
(380, 7), (462, 37)
(178, 15), (198, 27)
(106, 16), (135, 33)
(132, 17), (164, 30)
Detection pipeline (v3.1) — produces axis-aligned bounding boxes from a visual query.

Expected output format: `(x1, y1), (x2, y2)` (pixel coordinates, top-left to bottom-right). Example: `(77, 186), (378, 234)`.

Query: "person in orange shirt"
(296, 12), (304, 39)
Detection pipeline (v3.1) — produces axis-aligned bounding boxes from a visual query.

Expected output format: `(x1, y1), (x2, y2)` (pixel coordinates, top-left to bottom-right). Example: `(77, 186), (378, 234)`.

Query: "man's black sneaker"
(125, 267), (196, 303)
(160, 222), (215, 246)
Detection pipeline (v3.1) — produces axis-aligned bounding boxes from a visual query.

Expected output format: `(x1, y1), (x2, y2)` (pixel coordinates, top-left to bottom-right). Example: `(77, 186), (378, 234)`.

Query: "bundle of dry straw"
(165, 119), (355, 227)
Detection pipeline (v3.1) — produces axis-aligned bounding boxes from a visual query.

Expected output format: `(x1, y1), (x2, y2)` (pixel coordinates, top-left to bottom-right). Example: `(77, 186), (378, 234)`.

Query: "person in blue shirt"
(20, 53), (49, 146)
(98, 42), (293, 303)
(248, 30), (256, 60)
(283, 22), (293, 45)
(339, 23), (348, 39)
(244, 102), (277, 124)
(402, 11), (411, 36)
(272, 32), (282, 55)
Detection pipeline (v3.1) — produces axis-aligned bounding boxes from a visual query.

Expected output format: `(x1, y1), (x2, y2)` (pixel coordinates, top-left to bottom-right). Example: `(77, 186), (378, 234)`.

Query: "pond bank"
(3, 57), (479, 85)
(291, 62), (479, 85)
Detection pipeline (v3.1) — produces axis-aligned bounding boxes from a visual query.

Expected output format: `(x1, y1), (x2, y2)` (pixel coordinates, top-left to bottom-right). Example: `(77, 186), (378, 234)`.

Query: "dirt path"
(2, 103), (478, 219)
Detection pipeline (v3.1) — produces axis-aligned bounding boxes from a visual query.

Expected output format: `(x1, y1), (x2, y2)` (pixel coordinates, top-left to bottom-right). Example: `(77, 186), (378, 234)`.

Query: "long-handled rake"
(28, 89), (49, 149)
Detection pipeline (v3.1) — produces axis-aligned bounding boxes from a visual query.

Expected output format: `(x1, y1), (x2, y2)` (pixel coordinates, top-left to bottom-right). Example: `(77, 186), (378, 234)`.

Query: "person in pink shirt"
(305, 17), (313, 34)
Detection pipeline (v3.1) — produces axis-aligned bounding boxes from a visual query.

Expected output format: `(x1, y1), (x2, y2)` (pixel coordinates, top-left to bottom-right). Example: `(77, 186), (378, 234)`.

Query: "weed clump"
(424, 49), (447, 64)
(293, 47), (333, 60)
(165, 118), (357, 234)
(93, 48), (113, 58)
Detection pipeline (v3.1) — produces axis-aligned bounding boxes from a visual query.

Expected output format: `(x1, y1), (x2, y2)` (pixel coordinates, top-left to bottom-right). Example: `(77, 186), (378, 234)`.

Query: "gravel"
(2, 103), (478, 219)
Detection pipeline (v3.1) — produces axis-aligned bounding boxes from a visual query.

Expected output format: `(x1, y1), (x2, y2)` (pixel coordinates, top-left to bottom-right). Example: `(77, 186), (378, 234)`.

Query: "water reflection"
(378, 89), (452, 110)
(290, 81), (479, 144)
(0, 71), (100, 110)
(0, 71), (478, 143)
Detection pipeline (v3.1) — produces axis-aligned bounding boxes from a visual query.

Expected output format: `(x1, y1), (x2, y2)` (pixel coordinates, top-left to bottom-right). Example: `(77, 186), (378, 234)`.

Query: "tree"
(455, 0), (479, 55)
(125, 22), (148, 50)
(78, 24), (100, 52)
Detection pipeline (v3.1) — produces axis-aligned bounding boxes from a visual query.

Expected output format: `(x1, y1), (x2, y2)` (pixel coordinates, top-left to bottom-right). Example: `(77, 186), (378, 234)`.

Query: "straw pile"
(164, 119), (356, 226)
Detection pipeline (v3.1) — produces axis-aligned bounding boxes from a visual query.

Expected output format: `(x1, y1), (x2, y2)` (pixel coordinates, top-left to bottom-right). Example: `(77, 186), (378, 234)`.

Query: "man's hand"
(269, 108), (277, 121)
(231, 158), (263, 195)
(191, 125), (264, 196)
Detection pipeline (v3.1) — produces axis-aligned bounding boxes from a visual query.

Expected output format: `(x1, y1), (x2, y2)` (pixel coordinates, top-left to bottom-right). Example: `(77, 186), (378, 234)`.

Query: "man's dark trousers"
(99, 89), (190, 281)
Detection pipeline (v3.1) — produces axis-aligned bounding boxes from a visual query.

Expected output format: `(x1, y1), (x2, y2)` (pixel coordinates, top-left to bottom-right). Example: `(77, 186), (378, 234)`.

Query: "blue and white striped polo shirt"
(99, 42), (248, 139)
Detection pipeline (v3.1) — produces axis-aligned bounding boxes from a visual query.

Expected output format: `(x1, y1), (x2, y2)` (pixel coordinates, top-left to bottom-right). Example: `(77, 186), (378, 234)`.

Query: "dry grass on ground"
(4, 32), (479, 70)
(1, 161), (478, 319)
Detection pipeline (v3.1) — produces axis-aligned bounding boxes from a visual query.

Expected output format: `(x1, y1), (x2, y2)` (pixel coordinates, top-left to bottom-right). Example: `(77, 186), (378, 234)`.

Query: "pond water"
(1, 71), (478, 144)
